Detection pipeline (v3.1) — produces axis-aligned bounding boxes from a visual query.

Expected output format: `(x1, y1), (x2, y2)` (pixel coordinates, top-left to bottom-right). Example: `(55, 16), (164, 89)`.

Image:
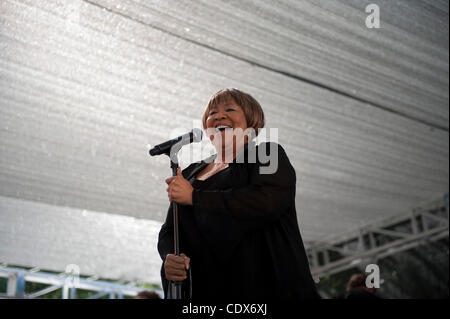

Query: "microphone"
(149, 128), (203, 156)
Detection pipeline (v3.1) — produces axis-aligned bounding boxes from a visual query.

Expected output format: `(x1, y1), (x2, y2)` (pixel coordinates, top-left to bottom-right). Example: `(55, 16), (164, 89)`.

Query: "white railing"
(0, 266), (163, 299)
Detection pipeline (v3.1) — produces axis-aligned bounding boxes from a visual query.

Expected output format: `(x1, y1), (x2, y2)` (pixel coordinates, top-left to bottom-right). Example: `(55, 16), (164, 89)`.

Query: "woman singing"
(158, 88), (320, 299)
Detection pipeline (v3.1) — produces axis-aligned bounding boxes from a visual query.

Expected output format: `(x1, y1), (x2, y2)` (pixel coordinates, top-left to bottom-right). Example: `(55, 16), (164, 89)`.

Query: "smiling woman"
(158, 88), (320, 300)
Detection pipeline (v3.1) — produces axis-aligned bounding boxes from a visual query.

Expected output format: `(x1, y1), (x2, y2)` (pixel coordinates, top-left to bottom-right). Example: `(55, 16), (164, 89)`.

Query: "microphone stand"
(165, 146), (185, 300)
(168, 154), (182, 299)
(151, 137), (199, 300)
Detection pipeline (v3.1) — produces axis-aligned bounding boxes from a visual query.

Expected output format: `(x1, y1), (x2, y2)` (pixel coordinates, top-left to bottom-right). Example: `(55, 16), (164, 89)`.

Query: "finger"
(170, 190), (176, 202)
(167, 183), (175, 193)
(170, 184), (180, 192)
(177, 167), (182, 177)
(165, 177), (176, 185)
(167, 187), (175, 200)
(166, 268), (187, 277)
(172, 181), (186, 191)
(165, 268), (187, 280)
(180, 254), (190, 270)
(170, 192), (180, 202)
(166, 176), (176, 182)
(166, 254), (188, 265)
(167, 180), (179, 191)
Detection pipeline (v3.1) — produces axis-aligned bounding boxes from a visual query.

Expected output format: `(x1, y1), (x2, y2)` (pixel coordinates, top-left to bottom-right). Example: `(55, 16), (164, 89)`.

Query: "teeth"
(216, 125), (232, 129)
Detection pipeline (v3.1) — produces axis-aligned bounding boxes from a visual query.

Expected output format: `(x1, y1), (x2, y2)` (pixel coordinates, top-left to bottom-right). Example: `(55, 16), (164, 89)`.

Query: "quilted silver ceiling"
(0, 0), (448, 282)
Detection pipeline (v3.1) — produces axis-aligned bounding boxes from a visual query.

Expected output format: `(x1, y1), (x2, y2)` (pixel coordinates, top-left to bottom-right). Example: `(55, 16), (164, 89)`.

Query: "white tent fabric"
(0, 195), (162, 283)
(0, 0), (448, 283)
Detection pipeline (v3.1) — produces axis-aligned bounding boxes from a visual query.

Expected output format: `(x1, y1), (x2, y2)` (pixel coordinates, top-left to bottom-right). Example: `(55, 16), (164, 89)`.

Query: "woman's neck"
(214, 141), (246, 163)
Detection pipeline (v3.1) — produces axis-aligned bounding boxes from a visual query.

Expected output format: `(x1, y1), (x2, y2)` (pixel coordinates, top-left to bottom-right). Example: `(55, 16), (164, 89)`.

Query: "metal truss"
(0, 266), (163, 299)
(307, 193), (449, 279)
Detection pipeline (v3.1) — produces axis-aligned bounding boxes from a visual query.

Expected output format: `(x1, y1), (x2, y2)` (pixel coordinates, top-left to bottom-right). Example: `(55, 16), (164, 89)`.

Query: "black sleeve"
(157, 203), (174, 298)
(193, 143), (296, 229)
(191, 143), (296, 259)
(158, 203), (174, 261)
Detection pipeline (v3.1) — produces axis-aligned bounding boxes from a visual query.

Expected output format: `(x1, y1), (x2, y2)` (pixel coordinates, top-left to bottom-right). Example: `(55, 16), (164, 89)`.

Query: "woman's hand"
(164, 253), (190, 282)
(166, 168), (194, 205)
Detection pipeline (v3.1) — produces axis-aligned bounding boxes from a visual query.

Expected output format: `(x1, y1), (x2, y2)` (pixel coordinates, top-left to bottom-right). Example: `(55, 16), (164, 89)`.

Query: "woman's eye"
(226, 108), (235, 112)
(209, 111), (217, 115)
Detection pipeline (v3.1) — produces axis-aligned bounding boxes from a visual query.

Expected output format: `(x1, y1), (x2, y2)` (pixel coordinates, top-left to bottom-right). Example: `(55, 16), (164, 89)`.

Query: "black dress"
(157, 141), (320, 300)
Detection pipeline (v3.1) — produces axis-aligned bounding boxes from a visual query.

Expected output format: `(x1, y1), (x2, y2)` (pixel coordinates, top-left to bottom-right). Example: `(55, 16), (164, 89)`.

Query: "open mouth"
(216, 125), (233, 132)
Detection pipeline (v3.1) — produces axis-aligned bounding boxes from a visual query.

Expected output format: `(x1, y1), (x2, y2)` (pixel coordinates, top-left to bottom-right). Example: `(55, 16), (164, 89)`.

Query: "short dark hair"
(135, 290), (161, 299)
(347, 273), (367, 291)
(202, 88), (265, 135)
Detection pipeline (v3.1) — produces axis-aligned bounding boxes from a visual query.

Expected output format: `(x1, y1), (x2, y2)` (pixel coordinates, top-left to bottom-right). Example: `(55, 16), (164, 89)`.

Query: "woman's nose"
(214, 111), (227, 120)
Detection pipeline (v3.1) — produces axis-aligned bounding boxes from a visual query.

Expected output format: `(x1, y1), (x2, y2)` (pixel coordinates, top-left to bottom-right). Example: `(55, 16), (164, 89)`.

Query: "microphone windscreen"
(192, 128), (203, 142)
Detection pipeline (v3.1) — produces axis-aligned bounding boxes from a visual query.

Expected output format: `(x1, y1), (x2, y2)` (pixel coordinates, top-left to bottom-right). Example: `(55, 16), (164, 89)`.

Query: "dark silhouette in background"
(344, 273), (379, 299)
(134, 290), (161, 299)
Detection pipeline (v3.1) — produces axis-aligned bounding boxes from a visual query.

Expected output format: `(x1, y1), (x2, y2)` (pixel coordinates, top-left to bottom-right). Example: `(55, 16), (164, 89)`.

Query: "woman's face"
(205, 100), (248, 150)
